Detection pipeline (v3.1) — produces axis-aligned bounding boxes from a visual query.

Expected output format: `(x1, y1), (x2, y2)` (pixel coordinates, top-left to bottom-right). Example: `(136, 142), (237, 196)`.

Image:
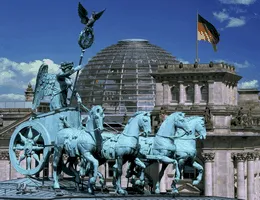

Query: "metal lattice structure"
(77, 39), (179, 114)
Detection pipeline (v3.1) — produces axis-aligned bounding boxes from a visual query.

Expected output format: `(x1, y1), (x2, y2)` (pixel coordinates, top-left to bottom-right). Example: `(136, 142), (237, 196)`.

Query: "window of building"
(171, 86), (179, 102)
(108, 160), (115, 177)
(201, 85), (208, 102)
(183, 165), (198, 179)
(186, 85), (194, 102)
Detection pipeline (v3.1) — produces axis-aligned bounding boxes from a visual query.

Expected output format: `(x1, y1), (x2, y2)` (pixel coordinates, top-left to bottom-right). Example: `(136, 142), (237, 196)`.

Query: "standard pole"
(69, 49), (85, 105)
(196, 10), (199, 63)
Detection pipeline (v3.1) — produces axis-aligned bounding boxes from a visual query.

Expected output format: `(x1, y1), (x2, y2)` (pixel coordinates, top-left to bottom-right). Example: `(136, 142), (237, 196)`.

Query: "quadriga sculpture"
(52, 105), (104, 194)
(101, 111), (152, 195)
(127, 112), (192, 194)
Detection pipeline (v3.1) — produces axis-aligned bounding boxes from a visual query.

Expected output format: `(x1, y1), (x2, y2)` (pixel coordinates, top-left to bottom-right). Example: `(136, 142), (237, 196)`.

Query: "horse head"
(125, 111), (151, 137)
(138, 112), (152, 137)
(195, 117), (207, 140)
(89, 105), (105, 132)
(169, 112), (192, 135)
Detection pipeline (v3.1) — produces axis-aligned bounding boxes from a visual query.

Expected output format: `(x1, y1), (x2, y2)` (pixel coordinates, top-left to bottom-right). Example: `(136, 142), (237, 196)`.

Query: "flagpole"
(196, 10), (199, 63)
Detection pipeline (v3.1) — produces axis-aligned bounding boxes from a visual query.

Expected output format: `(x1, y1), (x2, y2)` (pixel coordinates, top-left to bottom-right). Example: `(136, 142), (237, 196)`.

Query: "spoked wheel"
(9, 121), (51, 176)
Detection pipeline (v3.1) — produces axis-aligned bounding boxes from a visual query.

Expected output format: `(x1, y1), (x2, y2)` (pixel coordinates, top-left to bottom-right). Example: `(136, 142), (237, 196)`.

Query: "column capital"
(202, 152), (215, 162)
(0, 150), (9, 160)
(207, 80), (214, 83)
(246, 152), (257, 161)
(232, 152), (247, 162)
(162, 81), (169, 85)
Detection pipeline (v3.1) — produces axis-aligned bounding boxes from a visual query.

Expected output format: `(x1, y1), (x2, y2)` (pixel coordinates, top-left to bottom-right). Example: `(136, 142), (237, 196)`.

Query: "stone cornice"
(150, 72), (242, 86)
(202, 152), (215, 162)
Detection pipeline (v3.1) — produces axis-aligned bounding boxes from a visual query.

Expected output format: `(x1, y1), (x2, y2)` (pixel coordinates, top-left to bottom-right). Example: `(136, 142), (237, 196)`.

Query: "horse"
(52, 105), (104, 194)
(127, 112), (192, 194)
(157, 116), (207, 194)
(101, 111), (152, 195)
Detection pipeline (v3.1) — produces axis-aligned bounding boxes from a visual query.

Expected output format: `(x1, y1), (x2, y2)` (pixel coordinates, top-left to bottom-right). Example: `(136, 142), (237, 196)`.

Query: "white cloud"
(238, 80), (259, 89)
(218, 0), (256, 5)
(226, 16), (246, 27)
(0, 58), (60, 89)
(0, 94), (25, 101)
(213, 9), (247, 28)
(213, 9), (230, 22)
(178, 58), (189, 64)
(215, 59), (252, 68)
(0, 58), (60, 77)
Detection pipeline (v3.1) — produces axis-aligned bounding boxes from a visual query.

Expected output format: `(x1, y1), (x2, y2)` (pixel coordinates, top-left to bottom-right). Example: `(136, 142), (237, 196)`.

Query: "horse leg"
(133, 157), (146, 187)
(115, 157), (127, 195)
(171, 158), (185, 194)
(82, 152), (99, 194)
(192, 161), (204, 185)
(155, 163), (167, 194)
(53, 145), (63, 191)
(68, 157), (80, 191)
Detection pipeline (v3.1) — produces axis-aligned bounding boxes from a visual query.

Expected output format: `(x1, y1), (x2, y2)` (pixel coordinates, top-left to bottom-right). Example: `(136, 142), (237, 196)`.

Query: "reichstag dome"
(77, 39), (179, 114)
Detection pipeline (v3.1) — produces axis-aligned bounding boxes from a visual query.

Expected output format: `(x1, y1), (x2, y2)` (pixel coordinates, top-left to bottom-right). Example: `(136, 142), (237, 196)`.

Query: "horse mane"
(126, 111), (147, 124)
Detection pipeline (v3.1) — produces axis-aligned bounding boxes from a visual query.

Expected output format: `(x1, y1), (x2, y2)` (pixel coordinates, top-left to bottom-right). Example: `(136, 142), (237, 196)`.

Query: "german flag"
(197, 14), (220, 52)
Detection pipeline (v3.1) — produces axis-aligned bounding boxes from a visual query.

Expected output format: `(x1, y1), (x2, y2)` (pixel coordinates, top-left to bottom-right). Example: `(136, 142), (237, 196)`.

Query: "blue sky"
(0, 0), (259, 101)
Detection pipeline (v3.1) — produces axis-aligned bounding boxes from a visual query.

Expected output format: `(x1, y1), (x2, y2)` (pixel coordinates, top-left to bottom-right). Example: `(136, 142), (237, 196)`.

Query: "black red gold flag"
(197, 14), (220, 51)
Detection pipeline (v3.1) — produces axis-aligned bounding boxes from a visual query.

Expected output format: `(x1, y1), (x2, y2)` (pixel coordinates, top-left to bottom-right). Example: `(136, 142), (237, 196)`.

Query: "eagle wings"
(78, 2), (105, 27)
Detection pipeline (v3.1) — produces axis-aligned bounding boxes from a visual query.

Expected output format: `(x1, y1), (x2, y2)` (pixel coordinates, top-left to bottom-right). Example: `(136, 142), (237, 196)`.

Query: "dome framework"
(77, 39), (179, 114)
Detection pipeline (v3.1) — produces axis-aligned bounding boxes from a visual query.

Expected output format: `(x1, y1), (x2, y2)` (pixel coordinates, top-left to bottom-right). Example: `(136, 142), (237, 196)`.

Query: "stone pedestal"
(202, 152), (215, 196)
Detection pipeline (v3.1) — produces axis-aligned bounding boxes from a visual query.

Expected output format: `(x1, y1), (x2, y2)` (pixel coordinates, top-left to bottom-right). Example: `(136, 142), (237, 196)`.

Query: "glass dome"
(77, 39), (179, 114)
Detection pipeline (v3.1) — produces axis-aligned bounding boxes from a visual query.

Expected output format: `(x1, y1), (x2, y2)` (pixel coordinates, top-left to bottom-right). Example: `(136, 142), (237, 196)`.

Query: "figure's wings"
(32, 64), (57, 110)
(78, 2), (89, 24)
(93, 9), (106, 21)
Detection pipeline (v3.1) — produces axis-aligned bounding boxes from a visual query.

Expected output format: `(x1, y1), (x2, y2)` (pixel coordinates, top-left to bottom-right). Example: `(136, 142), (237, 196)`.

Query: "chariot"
(9, 107), (81, 176)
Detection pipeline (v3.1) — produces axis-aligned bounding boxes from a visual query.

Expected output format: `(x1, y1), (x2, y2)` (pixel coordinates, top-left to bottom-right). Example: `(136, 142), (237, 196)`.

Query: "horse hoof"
(155, 188), (160, 194)
(88, 188), (94, 195)
(171, 189), (179, 194)
(55, 189), (64, 196)
(192, 180), (200, 185)
(117, 189), (127, 195)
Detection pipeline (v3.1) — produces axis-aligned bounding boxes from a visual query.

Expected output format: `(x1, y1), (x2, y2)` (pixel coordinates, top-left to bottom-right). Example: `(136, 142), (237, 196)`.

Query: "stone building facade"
(150, 62), (260, 200)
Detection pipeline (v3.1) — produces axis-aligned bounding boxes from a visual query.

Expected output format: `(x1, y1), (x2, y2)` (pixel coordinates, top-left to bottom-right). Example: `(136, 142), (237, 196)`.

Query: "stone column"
(162, 81), (169, 105)
(207, 80), (214, 105)
(178, 81), (185, 105)
(193, 81), (200, 104)
(202, 152), (215, 196)
(254, 153), (259, 200)
(247, 152), (256, 200)
(232, 152), (246, 199)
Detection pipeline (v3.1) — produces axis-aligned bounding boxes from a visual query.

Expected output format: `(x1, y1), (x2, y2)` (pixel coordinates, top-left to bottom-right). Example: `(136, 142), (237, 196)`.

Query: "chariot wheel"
(9, 120), (51, 176)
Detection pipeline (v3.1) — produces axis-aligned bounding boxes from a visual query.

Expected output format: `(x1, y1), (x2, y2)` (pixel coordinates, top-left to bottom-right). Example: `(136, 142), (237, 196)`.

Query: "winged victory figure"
(32, 62), (84, 111)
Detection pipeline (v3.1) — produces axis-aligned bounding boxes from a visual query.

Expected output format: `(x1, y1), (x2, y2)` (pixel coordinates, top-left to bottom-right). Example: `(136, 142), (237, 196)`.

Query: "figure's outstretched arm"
(57, 65), (85, 78)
